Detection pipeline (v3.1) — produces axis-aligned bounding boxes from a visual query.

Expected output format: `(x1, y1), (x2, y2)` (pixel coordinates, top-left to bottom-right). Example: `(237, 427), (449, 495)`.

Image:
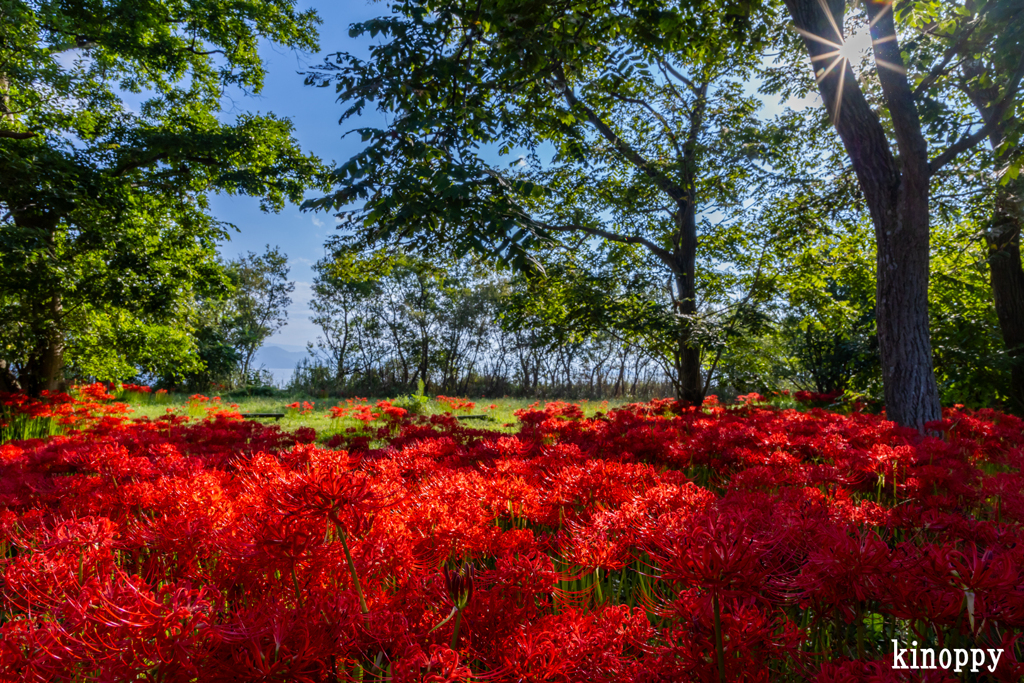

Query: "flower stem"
(713, 591), (725, 683)
(292, 565), (303, 608)
(450, 609), (463, 650)
(337, 524), (368, 614)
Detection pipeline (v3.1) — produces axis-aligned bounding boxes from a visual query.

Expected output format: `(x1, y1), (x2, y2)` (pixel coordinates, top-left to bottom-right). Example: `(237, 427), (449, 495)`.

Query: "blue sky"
(211, 1), (384, 352)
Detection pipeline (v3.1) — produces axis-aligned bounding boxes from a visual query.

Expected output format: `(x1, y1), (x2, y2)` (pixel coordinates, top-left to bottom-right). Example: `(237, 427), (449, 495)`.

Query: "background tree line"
(2, 0), (1021, 427)
(287, 212), (1005, 405)
(302, 0), (1024, 425)
(291, 251), (674, 398)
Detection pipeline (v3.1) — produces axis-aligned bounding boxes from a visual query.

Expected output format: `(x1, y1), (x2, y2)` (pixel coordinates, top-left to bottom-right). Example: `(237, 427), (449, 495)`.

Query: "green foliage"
(306, 0), (770, 260)
(225, 245), (296, 384)
(307, 0), (803, 401)
(0, 0), (324, 393)
(929, 222), (1012, 408)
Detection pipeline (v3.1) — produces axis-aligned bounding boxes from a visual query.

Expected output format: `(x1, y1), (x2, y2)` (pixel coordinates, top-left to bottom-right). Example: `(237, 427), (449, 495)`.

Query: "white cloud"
(311, 216), (325, 228)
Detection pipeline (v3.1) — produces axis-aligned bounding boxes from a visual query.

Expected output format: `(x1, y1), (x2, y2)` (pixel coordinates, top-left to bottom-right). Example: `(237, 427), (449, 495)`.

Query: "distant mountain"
(254, 345), (308, 370)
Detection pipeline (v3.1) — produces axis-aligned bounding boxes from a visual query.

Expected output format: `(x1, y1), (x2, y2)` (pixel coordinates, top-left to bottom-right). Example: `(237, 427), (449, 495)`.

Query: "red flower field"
(2, 390), (1024, 681)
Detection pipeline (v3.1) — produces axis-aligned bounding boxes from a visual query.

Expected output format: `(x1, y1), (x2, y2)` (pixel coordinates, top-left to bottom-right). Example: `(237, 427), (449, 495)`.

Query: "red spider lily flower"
(284, 468), (374, 530)
(796, 526), (893, 620)
(443, 563), (475, 611)
(0, 396), (1023, 681)
(649, 513), (778, 599)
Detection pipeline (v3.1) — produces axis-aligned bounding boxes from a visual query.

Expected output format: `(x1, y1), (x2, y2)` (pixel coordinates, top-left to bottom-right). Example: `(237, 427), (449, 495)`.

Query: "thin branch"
(535, 220), (675, 270)
(701, 243), (768, 396)
(0, 130), (38, 139)
(929, 51), (1024, 175)
(113, 152), (219, 176)
(911, 15), (982, 98)
(554, 66), (687, 205)
(607, 91), (685, 160)
(656, 59), (698, 93)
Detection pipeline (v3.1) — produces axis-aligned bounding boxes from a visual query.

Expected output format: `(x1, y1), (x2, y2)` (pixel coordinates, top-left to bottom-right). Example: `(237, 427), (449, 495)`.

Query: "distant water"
(253, 345), (307, 388)
(266, 368), (294, 388)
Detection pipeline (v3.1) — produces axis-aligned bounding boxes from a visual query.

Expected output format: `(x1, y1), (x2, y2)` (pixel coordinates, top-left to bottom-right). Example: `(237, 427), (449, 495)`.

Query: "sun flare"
(794, 0), (904, 122)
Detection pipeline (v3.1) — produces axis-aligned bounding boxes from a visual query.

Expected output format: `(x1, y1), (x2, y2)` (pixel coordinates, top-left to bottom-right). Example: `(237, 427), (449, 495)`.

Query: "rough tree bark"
(20, 294), (65, 396)
(960, 61), (1024, 413)
(987, 183), (1024, 412)
(784, 0), (941, 429)
(672, 198), (704, 406)
(10, 208), (66, 396)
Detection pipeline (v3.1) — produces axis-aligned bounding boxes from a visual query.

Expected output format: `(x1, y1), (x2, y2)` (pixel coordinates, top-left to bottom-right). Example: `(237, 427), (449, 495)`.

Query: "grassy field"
(117, 391), (639, 438)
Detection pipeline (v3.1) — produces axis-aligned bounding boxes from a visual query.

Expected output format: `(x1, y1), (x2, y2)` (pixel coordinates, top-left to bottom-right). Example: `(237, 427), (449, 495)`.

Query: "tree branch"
(929, 50), (1024, 175)
(607, 91), (685, 160)
(554, 66), (687, 205)
(535, 220), (675, 270)
(0, 130), (38, 139)
(911, 14), (983, 98)
(656, 59), (698, 94)
(113, 152), (219, 176)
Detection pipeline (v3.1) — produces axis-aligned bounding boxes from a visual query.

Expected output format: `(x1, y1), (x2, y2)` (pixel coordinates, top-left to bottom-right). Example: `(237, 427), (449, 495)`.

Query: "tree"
(305, 0), (786, 405)
(308, 254), (381, 387)
(226, 246), (295, 385)
(777, 0), (1024, 427)
(897, 0), (1024, 412)
(0, 0), (323, 394)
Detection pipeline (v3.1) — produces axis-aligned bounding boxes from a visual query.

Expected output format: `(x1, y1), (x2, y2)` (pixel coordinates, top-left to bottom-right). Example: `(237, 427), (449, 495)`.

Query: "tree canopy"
(305, 0), (1024, 426)
(0, 0), (324, 392)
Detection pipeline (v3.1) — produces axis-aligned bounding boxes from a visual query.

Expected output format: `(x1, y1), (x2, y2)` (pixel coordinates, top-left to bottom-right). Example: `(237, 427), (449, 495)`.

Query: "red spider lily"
(442, 563), (475, 611)
(287, 401), (316, 416)
(796, 526), (894, 619)
(377, 399), (409, 425)
(0, 397), (1023, 681)
(794, 390), (844, 407)
(649, 512), (779, 599)
(436, 396), (476, 413)
(278, 466), (376, 531)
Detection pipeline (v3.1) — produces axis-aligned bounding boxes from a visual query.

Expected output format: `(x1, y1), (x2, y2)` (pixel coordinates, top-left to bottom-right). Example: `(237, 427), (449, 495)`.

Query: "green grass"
(117, 392), (641, 438)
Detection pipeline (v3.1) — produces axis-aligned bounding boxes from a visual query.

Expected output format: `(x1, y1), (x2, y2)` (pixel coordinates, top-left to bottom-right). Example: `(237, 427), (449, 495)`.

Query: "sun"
(794, 0), (903, 122)
(837, 26), (873, 65)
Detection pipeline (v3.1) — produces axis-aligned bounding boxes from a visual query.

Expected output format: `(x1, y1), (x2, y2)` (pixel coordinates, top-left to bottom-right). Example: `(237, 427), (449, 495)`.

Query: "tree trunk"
(672, 207), (704, 406)
(22, 294), (65, 396)
(960, 62), (1024, 412)
(987, 183), (1024, 412)
(675, 339), (703, 405)
(785, 0), (941, 429)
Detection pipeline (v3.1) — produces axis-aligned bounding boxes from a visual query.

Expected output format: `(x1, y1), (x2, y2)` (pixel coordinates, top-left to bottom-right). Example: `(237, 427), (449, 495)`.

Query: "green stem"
(338, 525), (368, 614)
(292, 565), (303, 608)
(713, 591), (725, 683)
(450, 609), (463, 650)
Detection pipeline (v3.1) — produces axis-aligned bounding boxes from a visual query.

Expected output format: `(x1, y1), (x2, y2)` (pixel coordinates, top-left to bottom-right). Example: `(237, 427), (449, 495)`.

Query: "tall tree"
(226, 246), (295, 385)
(0, 0), (323, 394)
(305, 0), (782, 405)
(899, 0), (1024, 412)
(308, 253), (382, 386)
(778, 0), (1024, 427)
